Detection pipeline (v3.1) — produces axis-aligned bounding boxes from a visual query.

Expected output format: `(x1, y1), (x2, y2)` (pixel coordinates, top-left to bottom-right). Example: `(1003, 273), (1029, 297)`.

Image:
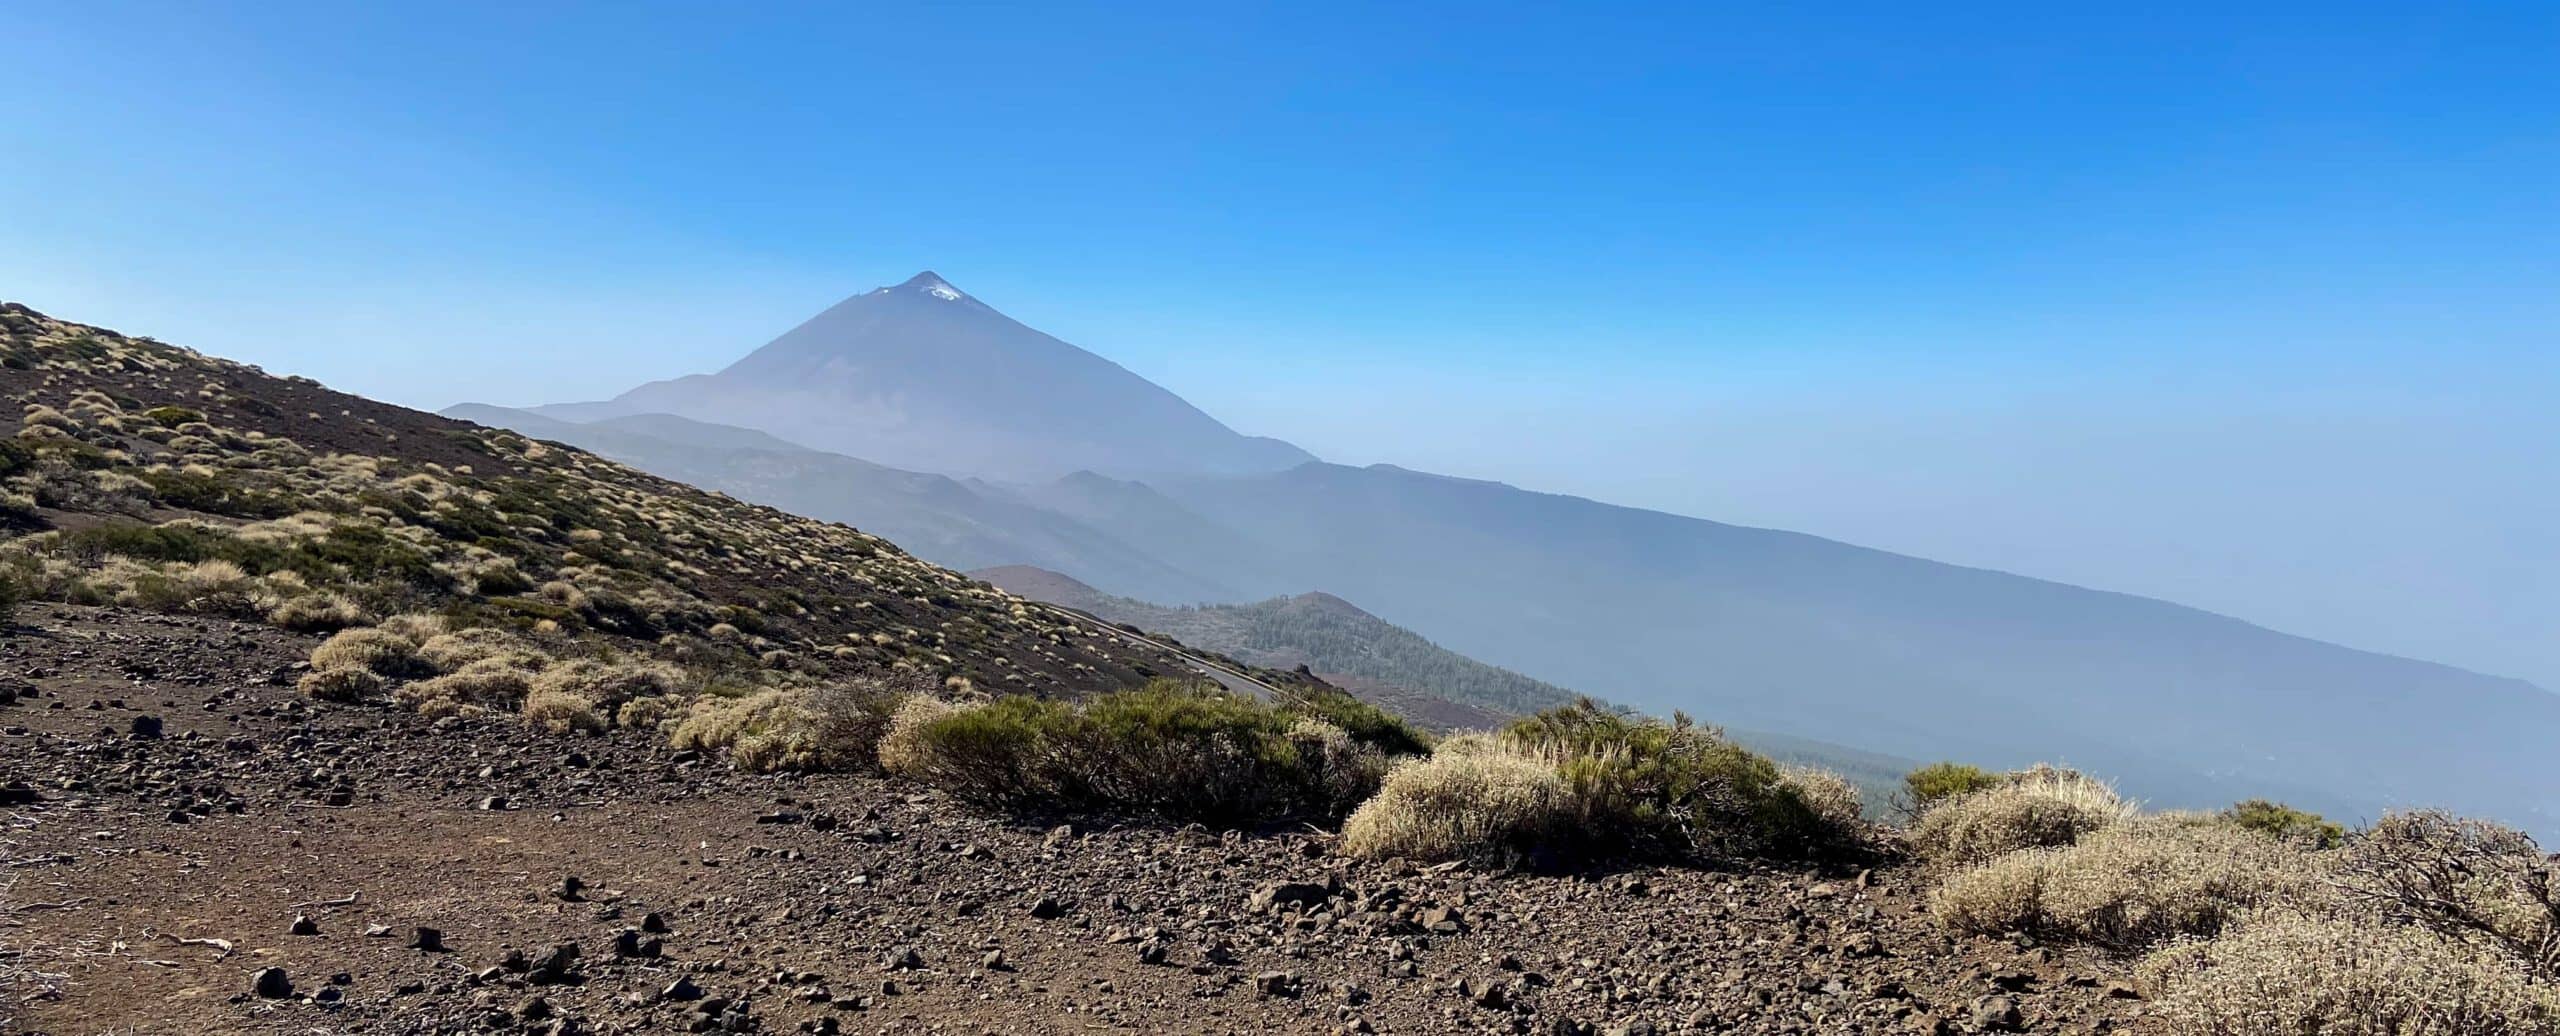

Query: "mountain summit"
(529, 272), (1314, 480)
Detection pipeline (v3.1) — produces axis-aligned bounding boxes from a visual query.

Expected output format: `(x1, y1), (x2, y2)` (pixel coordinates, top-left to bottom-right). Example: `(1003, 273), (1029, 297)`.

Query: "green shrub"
(0, 438), (36, 478)
(1504, 700), (1816, 859)
(1335, 702), (1867, 865)
(1896, 761), (2002, 820)
(142, 406), (204, 428)
(2221, 799), (2345, 849)
(1290, 687), (1430, 757)
(880, 682), (1411, 823)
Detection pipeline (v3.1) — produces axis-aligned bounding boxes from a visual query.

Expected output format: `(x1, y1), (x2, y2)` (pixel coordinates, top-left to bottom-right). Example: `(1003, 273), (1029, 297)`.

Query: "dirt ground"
(2, 605), (2149, 1035)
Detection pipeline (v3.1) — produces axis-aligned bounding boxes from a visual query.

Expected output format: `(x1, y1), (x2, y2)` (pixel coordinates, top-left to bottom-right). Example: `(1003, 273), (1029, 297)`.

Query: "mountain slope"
(440, 403), (1240, 606)
(0, 302), (1222, 701)
(530, 272), (1312, 480)
(1146, 461), (2560, 831)
(972, 563), (1577, 726)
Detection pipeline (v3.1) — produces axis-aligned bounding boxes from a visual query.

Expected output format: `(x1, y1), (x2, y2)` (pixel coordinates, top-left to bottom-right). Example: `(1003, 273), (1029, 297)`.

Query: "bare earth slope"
(2, 606), (2145, 1035)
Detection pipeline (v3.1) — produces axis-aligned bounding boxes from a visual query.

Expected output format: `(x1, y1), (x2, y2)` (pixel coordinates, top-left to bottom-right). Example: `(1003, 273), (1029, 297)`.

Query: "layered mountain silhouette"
(527, 272), (1311, 481)
(457, 271), (2560, 835)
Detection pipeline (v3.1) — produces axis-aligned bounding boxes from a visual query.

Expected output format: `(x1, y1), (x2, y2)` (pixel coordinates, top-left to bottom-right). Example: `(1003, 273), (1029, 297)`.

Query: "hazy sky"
(7, 3), (2555, 687)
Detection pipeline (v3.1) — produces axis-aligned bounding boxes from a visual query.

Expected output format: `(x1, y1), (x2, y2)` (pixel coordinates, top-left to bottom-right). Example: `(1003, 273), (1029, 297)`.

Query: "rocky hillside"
(973, 564), (1569, 726)
(0, 301), (1267, 703)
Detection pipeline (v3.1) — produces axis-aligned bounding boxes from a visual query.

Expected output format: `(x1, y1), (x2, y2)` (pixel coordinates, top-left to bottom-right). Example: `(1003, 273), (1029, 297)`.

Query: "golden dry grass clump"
(1338, 741), (1572, 862)
(296, 665), (385, 703)
(395, 657), (541, 720)
(416, 628), (543, 672)
(1931, 814), (2326, 949)
(874, 694), (961, 776)
(265, 591), (368, 632)
(1777, 764), (1868, 833)
(670, 689), (830, 772)
(1909, 764), (2135, 866)
(2137, 913), (2560, 1035)
(307, 626), (425, 678)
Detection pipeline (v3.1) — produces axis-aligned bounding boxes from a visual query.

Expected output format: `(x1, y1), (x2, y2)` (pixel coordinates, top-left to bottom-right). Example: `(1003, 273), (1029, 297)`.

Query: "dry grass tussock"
(672, 674), (926, 773)
(1909, 764), (2134, 867)
(1339, 742), (1571, 863)
(1931, 813), (2328, 950)
(2137, 912), (2560, 1036)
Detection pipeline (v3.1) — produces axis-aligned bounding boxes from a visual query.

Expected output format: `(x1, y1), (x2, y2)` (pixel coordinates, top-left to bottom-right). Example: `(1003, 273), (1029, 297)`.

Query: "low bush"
(1290, 687), (1431, 757)
(1931, 815), (2324, 950)
(2333, 810), (2559, 981)
(1778, 765), (1870, 835)
(2138, 914), (2560, 1035)
(297, 665), (384, 703)
(2221, 798), (2346, 849)
(670, 689), (828, 771)
(1336, 702), (1868, 865)
(876, 694), (960, 775)
(1895, 761), (2002, 820)
(394, 657), (537, 718)
(1909, 764), (2134, 867)
(879, 681), (1415, 823)
(529, 659), (684, 713)
(522, 689), (608, 735)
(416, 628), (542, 673)
(269, 592), (368, 632)
(308, 626), (427, 678)
(142, 405), (203, 428)
(1339, 742), (1571, 863)
(616, 695), (676, 730)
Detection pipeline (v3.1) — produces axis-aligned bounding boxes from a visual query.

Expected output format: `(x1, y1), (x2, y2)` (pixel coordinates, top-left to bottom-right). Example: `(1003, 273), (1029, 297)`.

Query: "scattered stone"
(250, 967), (293, 999)
(1249, 881), (1330, 914)
(1972, 994), (2024, 1032)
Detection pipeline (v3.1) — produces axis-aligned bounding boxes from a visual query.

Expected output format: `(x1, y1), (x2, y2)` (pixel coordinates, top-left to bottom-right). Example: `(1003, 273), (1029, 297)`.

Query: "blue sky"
(6, 3), (2556, 686)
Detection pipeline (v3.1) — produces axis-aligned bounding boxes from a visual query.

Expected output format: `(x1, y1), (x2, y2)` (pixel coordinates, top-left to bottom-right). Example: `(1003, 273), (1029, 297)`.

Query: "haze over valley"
(450, 271), (2560, 836)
